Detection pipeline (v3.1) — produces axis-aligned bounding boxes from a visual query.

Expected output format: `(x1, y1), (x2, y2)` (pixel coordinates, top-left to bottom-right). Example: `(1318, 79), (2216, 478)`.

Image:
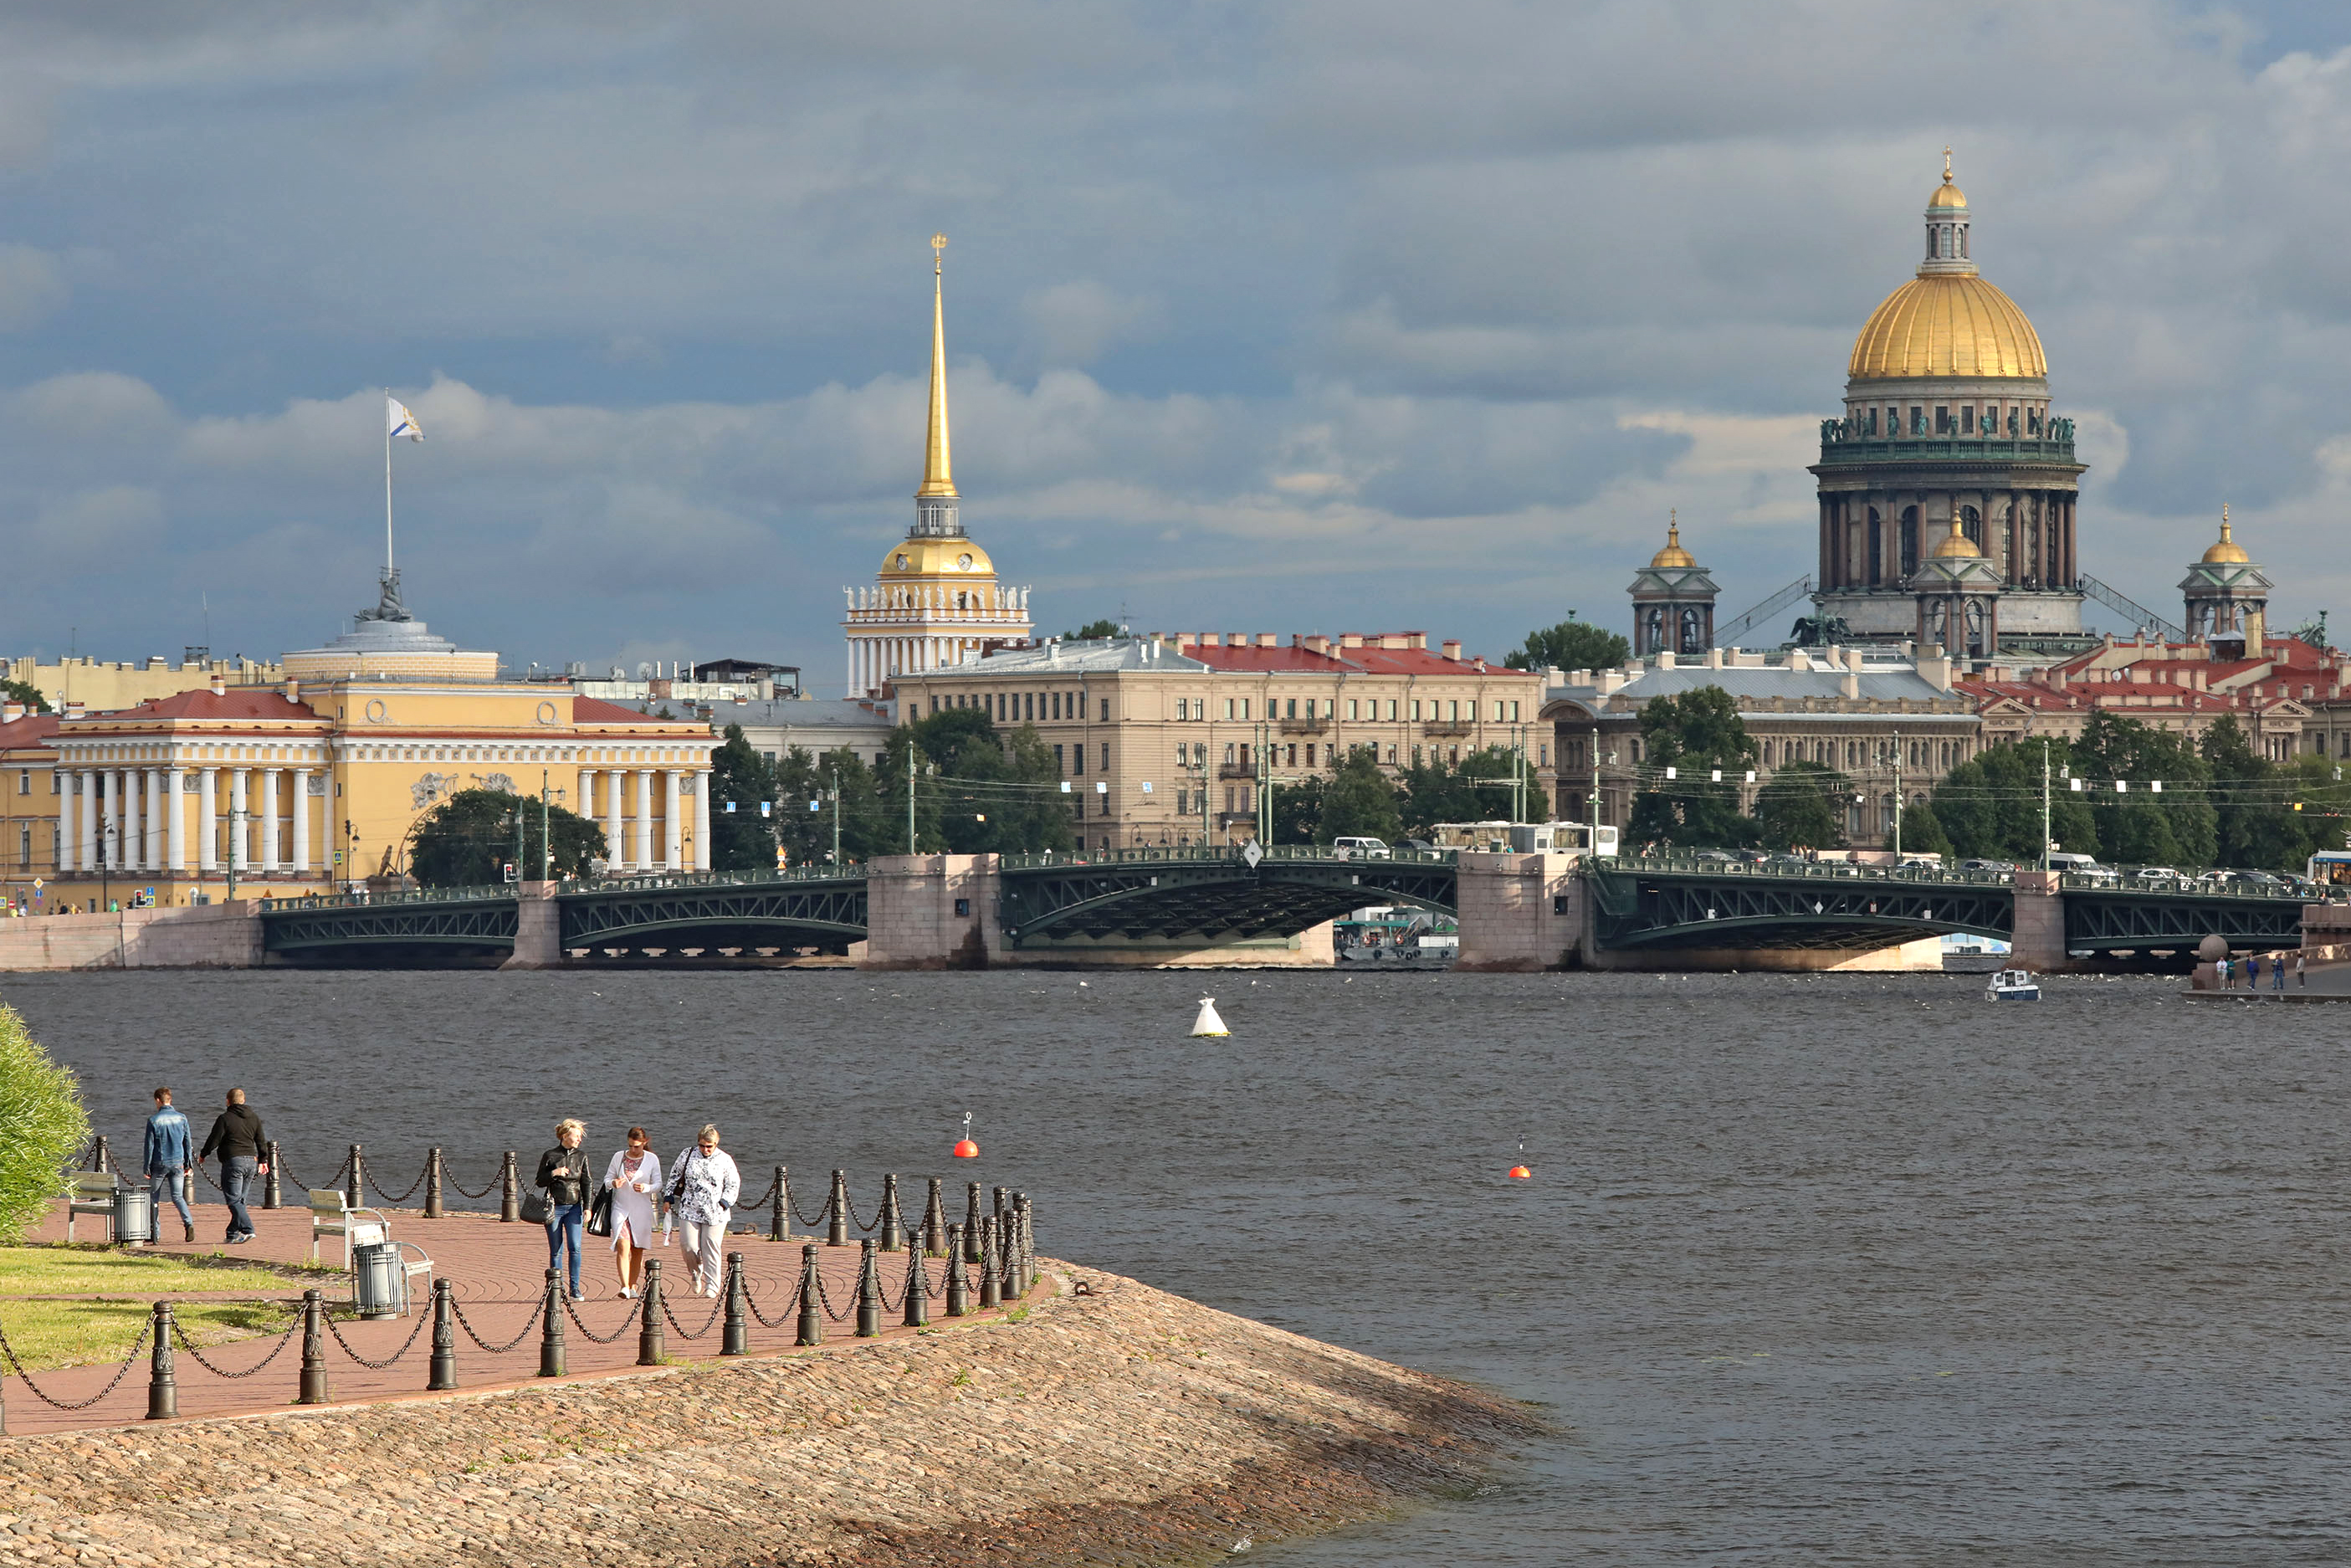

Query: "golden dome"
(2201, 505), (2249, 564)
(1928, 176), (1968, 209)
(879, 536), (996, 578)
(1848, 274), (2046, 381)
(1930, 518), (1982, 559)
(1649, 512), (1696, 568)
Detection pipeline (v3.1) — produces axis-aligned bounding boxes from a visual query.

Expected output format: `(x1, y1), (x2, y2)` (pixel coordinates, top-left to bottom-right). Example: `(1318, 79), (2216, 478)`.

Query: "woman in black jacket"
(535, 1119), (592, 1300)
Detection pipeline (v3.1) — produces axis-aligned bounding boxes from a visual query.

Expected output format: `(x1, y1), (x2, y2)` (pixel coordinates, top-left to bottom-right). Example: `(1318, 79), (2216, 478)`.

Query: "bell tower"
(1627, 512), (1720, 657)
(2179, 505), (2270, 644)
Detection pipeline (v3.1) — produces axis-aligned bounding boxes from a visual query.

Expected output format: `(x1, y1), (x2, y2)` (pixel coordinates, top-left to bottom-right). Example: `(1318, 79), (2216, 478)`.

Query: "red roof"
(0, 713), (63, 754)
(1177, 636), (1528, 678)
(70, 689), (320, 725)
(572, 696), (704, 727)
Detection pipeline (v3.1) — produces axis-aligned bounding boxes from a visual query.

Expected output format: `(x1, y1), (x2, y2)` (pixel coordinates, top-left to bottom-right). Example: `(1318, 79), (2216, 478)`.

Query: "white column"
(146, 768), (165, 870)
(228, 769), (248, 878)
(692, 771), (710, 870)
(604, 770), (622, 869)
(633, 769), (652, 869)
(197, 769), (218, 871)
(119, 771), (140, 870)
(664, 771), (684, 869)
(78, 771), (95, 871)
(290, 768), (310, 873)
(260, 769), (282, 870)
(166, 767), (187, 871)
(100, 770), (120, 870)
(56, 770), (73, 874)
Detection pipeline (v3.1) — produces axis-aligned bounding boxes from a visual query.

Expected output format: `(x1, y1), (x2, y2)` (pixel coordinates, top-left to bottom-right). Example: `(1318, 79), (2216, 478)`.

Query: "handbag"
(520, 1188), (551, 1225)
(585, 1183), (615, 1237)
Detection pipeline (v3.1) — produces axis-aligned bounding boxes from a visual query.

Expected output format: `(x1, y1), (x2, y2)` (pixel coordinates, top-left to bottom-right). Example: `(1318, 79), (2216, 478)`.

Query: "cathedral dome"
(1928, 174), (1968, 209)
(1929, 518), (1982, 559)
(1648, 515), (1697, 568)
(1849, 274), (2046, 381)
(2200, 508), (2250, 564)
(879, 536), (996, 579)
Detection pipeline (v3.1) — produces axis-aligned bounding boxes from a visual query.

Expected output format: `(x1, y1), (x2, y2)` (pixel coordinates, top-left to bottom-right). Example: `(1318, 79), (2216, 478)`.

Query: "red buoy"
(1508, 1165), (1531, 1180)
(953, 1139), (980, 1159)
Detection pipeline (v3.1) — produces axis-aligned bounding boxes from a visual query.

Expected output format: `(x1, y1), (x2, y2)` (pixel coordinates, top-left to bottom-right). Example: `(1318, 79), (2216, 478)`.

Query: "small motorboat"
(1986, 967), (2041, 1001)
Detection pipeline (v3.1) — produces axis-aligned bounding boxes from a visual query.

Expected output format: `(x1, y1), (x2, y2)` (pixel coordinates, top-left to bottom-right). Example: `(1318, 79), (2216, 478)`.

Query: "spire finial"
(919, 233), (957, 500)
(2221, 501), (2231, 541)
(1943, 145), (1954, 182)
(1667, 507), (1678, 546)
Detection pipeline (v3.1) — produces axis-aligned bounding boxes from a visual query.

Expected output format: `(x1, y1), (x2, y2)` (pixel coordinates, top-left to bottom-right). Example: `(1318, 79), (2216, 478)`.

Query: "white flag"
(387, 396), (424, 443)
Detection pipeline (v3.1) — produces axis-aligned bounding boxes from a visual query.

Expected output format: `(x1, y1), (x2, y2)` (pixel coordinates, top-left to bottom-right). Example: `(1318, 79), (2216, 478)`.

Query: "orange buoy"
(953, 1139), (980, 1159)
(1508, 1166), (1531, 1180)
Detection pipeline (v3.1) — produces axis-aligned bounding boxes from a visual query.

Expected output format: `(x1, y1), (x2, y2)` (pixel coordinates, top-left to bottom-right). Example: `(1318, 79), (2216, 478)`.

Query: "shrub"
(0, 1003), (90, 1243)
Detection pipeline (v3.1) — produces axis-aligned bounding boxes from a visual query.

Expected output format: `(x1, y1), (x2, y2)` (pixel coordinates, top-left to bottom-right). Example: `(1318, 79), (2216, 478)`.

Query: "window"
(16, 825), (27, 869)
(1510, 701), (1519, 721)
(1176, 791), (1188, 815)
(1074, 745), (1085, 774)
(1411, 745), (1423, 766)
(1225, 743), (1236, 764)
(1240, 699), (1250, 720)
(1539, 744), (1548, 765)
(1305, 744), (1316, 766)
(1910, 406), (1923, 434)
(1385, 699), (1397, 720)
(1176, 699), (1188, 721)
(1935, 406), (1950, 434)
(1050, 693), (1061, 721)
(1386, 745), (1399, 764)
(1448, 699), (1461, 721)
(1448, 746), (1461, 765)
(1224, 787), (1235, 812)
(1101, 743), (1109, 770)
(1053, 745), (1064, 771)
(15, 770), (26, 795)
(1286, 745), (1298, 766)
(1410, 699), (1421, 720)
(1285, 699), (1297, 720)
(954, 898), (970, 916)
(1961, 406), (1975, 434)
(1224, 698), (1235, 720)
(1347, 699), (1359, 720)
(49, 773), (59, 794)
(1099, 698), (1109, 721)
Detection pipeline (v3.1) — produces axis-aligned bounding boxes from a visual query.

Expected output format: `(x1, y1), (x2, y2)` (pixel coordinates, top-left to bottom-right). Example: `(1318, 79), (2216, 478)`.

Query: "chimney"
(1442, 639), (1463, 661)
(1570, 668), (1590, 686)
(1380, 633), (1407, 649)
(1788, 648), (1812, 671)
(0, 701), (19, 724)
(1305, 634), (1330, 654)
(1841, 669), (1861, 700)
(1596, 670), (1624, 695)
(1705, 648), (1723, 669)
(1406, 633), (1427, 650)
(283, 677), (301, 705)
(208, 675), (225, 697)
(2246, 608), (2266, 658)
(1918, 649), (1953, 692)
(1339, 633), (1364, 649)
(1544, 665), (1565, 684)
(1228, 632), (1247, 647)
(1657, 649), (1677, 669)
(65, 699), (85, 719)
(1256, 633), (1277, 648)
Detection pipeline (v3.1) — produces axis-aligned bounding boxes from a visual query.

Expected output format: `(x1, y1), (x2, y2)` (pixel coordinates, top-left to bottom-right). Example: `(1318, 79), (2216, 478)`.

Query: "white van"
(1332, 837), (1392, 859)
(2046, 852), (2118, 883)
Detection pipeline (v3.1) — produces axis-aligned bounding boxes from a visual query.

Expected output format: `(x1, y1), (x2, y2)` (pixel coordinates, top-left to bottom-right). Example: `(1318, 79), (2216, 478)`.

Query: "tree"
(1059, 619), (1123, 641)
(1268, 774), (1327, 843)
(1754, 761), (1846, 852)
(707, 724), (781, 872)
(0, 679), (48, 715)
(2071, 713), (2215, 867)
(0, 1002), (89, 1243)
(1398, 746), (1544, 836)
(2200, 715), (2312, 872)
(1505, 617), (1629, 674)
(1626, 687), (1757, 848)
(1894, 798), (1954, 860)
(1320, 749), (1405, 843)
(407, 788), (607, 885)
(1932, 740), (2097, 863)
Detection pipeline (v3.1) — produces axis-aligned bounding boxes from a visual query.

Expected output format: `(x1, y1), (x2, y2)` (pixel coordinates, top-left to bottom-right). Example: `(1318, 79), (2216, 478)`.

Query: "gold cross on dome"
(931, 232), (948, 275)
(1943, 146), (1953, 181)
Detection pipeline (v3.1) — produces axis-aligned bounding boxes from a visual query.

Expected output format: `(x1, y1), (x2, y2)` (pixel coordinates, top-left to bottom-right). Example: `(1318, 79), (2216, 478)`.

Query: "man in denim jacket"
(143, 1088), (194, 1243)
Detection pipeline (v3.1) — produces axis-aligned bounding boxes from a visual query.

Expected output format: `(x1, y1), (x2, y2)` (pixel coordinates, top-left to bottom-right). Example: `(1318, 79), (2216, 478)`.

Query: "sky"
(4, 1), (2351, 685)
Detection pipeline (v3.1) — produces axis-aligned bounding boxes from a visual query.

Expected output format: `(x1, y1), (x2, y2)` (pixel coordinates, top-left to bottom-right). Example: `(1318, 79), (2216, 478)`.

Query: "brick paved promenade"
(6, 1190), (1017, 1436)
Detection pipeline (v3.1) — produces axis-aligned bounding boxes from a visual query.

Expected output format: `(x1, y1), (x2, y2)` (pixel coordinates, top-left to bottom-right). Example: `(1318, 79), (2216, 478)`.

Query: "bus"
(2307, 850), (2351, 892)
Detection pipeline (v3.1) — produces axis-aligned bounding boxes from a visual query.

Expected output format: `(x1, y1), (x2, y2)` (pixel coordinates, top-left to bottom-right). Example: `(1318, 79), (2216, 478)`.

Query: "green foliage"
(1626, 688), (1757, 848)
(870, 711), (1079, 857)
(1058, 619), (1124, 641)
(407, 789), (607, 885)
(1754, 761), (1846, 852)
(1321, 749), (1406, 843)
(1, 678), (49, 715)
(708, 724), (781, 873)
(0, 1004), (90, 1244)
(1504, 617), (1629, 674)
(1932, 740), (2097, 863)
(2071, 713), (2215, 867)
(1398, 746), (1543, 836)
(1268, 774), (1326, 844)
(1894, 798), (1954, 860)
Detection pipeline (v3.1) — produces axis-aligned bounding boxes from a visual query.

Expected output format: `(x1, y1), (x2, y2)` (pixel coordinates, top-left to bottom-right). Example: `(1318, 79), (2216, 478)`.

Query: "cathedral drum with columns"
(1810, 156), (2088, 655)
(843, 235), (1032, 698)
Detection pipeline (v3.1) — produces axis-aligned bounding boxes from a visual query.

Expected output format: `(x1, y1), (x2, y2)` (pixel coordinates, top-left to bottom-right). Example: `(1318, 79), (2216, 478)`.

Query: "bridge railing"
(566, 865), (865, 894)
(2062, 870), (2309, 901)
(995, 843), (1458, 873)
(257, 884), (514, 913)
(1610, 854), (2014, 888)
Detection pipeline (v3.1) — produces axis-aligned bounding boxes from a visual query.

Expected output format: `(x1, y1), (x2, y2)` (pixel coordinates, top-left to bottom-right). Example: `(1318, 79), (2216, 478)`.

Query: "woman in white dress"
(603, 1126), (662, 1299)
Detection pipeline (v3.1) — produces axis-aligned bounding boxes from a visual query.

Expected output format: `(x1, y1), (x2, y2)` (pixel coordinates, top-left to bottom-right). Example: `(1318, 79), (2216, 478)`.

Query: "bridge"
(243, 850), (2318, 970)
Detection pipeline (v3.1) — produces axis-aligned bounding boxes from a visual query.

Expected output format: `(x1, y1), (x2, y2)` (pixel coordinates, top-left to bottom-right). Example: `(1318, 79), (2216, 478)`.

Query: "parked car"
(1955, 858), (2017, 873)
(1332, 836), (1392, 859)
(2132, 865), (2186, 884)
(1691, 848), (1739, 863)
(1394, 838), (1436, 853)
(2213, 869), (2286, 890)
(2046, 852), (2119, 883)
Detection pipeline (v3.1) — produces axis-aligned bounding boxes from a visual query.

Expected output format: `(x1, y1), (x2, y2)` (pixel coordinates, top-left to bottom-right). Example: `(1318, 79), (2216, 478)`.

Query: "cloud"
(1018, 279), (1166, 370)
(0, 244), (64, 330)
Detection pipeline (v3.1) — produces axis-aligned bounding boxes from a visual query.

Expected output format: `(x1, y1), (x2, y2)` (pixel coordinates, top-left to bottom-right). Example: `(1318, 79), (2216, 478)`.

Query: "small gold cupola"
(2201, 502), (2250, 564)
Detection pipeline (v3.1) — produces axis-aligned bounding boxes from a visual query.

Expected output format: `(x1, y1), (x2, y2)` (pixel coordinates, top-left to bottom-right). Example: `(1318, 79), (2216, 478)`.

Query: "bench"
(65, 1171), (120, 1243)
(310, 1189), (433, 1315)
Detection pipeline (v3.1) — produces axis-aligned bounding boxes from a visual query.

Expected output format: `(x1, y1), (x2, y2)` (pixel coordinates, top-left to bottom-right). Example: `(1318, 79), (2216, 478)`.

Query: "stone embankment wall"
(0, 901), (260, 972)
(0, 1265), (1540, 1567)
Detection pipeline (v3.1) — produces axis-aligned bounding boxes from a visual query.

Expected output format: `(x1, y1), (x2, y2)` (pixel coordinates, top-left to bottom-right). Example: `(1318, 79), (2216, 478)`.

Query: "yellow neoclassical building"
(0, 576), (715, 912)
(841, 235), (1032, 696)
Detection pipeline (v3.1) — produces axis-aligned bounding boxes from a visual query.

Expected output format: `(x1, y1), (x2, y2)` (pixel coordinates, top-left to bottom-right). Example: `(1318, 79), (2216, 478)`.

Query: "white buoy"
(1191, 997), (1228, 1038)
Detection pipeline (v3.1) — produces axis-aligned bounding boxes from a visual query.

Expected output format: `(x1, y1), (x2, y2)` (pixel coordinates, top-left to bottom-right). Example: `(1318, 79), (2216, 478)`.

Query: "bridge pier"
(864, 855), (1003, 969)
(500, 883), (563, 971)
(1453, 853), (1583, 971)
(2010, 870), (2070, 973)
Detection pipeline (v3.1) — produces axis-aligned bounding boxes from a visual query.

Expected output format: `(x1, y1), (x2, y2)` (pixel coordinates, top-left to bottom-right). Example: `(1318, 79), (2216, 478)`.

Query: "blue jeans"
(149, 1171), (192, 1230)
(545, 1203), (584, 1294)
(222, 1156), (257, 1239)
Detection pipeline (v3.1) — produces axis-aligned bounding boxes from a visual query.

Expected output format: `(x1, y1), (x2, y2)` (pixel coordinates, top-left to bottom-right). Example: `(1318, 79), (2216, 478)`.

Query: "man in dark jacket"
(143, 1087), (194, 1243)
(197, 1089), (269, 1244)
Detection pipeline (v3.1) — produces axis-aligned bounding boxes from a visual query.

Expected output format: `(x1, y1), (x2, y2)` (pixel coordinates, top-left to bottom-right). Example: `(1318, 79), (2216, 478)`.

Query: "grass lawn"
(0, 1244), (312, 1374)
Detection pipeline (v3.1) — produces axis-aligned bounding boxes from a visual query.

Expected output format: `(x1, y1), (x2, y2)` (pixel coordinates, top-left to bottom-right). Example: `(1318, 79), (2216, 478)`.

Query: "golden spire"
(1648, 507), (1697, 568)
(918, 233), (957, 500)
(2203, 501), (2250, 563)
(1943, 145), (1953, 182)
(1931, 514), (1982, 559)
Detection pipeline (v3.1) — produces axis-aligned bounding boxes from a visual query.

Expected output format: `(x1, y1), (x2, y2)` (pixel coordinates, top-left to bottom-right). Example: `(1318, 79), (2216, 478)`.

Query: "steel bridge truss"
(997, 855), (1457, 946)
(1590, 867), (2013, 951)
(262, 899), (520, 957)
(556, 879), (868, 956)
(2062, 890), (2304, 952)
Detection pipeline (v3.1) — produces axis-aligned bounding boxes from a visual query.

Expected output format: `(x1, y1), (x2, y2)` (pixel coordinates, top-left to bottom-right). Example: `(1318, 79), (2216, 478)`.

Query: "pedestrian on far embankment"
(2274, 951), (2289, 993)
(2217, 955), (2232, 990)
(665, 1125), (740, 1297)
(196, 1089), (269, 1244)
(536, 1120), (592, 1300)
(604, 1126), (661, 1299)
(143, 1087), (193, 1243)
(2248, 952), (2264, 992)
(2297, 950), (2307, 989)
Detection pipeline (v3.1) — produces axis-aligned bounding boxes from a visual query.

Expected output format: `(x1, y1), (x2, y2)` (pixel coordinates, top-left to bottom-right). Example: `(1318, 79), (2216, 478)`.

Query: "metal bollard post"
(963, 1183), (984, 1262)
(499, 1152), (520, 1222)
(298, 1289), (330, 1405)
(261, 1141), (281, 1209)
(993, 1185), (1009, 1232)
(923, 1177), (946, 1257)
(795, 1245), (824, 1347)
(878, 1173), (903, 1253)
(1012, 1192), (1030, 1294)
(428, 1279), (458, 1391)
(855, 1238), (881, 1338)
(638, 1258), (666, 1366)
(182, 1167), (197, 1222)
(901, 1233), (929, 1329)
(770, 1166), (787, 1242)
(721, 1253), (749, 1356)
(827, 1170), (849, 1247)
(424, 1147), (444, 1219)
(1001, 1211), (1021, 1302)
(145, 1302), (177, 1420)
(92, 1135), (110, 1174)
(539, 1268), (566, 1378)
(978, 1220), (1001, 1310)
(346, 1144), (364, 1212)
(945, 1224), (969, 1317)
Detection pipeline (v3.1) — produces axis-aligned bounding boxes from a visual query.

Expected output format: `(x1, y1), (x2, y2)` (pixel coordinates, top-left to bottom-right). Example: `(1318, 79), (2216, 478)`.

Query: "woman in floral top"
(665, 1124), (740, 1298)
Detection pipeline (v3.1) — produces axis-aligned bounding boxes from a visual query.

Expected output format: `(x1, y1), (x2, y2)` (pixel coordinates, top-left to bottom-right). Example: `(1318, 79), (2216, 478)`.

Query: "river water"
(3, 967), (2344, 1563)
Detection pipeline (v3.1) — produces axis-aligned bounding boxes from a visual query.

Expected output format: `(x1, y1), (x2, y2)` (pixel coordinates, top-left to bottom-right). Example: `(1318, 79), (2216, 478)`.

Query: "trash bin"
(112, 1185), (154, 1246)
(352, 1240), (407, 1319)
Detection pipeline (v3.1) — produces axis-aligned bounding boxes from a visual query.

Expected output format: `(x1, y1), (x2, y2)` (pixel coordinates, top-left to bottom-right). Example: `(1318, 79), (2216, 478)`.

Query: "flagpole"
(383, 388), (394, 577)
